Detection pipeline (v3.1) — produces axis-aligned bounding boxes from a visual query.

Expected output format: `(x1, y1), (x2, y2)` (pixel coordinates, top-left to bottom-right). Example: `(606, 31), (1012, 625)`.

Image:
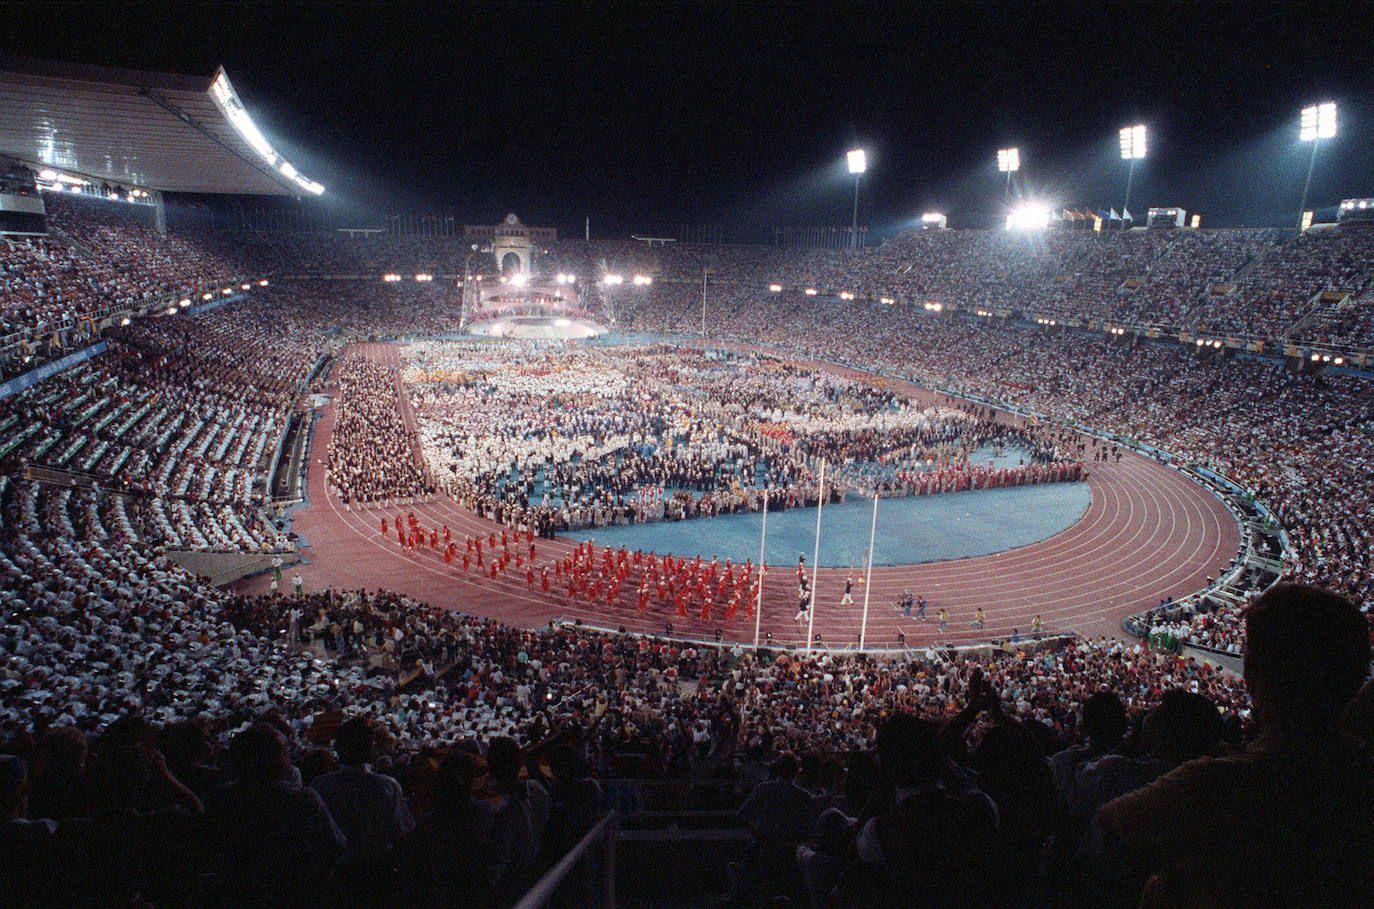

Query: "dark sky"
(4, 1), (1374, 238)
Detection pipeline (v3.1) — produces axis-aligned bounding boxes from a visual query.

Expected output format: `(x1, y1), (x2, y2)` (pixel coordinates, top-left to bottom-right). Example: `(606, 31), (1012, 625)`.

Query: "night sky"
(4, 2), (1373, 238)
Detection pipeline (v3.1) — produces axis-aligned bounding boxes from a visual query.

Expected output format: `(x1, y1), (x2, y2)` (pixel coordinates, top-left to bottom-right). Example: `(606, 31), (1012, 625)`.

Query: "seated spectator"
(486, 736), (551, 902)
(850, 713), (1000, 907)
(1100, 584), (1374, 907)
(205, 722), (346, 907)
(1050, 690), (1128, 810)
(309, 716), (415, 877)
(0, 754), (57, 903)
(736, 752), (820, 902)
(398, 750), (496, 908)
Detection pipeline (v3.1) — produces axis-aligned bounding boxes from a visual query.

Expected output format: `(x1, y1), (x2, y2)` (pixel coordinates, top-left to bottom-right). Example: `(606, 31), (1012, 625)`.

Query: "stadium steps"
(42, 224), (98, 261)
(1284, 290), (1349, 338)
(23, 463), (126, 496)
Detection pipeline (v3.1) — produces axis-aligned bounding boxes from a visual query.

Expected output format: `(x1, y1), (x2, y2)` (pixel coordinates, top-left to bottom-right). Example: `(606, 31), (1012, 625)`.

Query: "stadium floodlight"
(1118, 125), (1147, 229)
(804, 288), (818, 296)
(768, 283), (783, 292)
(209, 69), (325, 196)
(1297, 102), (1337, 229)
(996, 148), (1020, 202)
(1119, 125), (1147, 160)
(259, 279), (269, 286)
(846, 148), (867, 249)
(1005, 203), (1052, 231)
(603, 273), (624, 286)
(1300, 102), (1337, 141)
(633, 274), (653, 286)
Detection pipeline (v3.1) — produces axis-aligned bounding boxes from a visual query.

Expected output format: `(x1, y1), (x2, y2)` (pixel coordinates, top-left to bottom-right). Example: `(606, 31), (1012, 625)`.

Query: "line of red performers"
(554, 542), (763, 624)
(379, 514), (764, 624)
(381, 513), (538, 581)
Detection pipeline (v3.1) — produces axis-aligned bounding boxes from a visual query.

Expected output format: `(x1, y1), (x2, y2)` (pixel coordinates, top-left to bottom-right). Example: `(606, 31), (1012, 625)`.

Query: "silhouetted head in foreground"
(1243, 583), (1369, 740)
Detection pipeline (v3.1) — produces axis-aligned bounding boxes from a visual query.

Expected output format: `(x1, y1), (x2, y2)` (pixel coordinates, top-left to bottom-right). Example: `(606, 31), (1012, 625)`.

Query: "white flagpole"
(753, 490), (768, 649)
(805, 459), (826, 654)
(859, 492), (879, 650)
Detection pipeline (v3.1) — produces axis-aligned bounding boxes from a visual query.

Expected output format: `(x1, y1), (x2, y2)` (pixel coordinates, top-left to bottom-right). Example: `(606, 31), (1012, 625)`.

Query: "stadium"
(1, 6), (1372, 908)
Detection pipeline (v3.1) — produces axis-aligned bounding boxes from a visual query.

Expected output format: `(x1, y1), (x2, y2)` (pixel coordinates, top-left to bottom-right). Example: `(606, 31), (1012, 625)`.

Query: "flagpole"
(805, 459), (826, 654)
(753, 490), (768, 649)
(859, 492), (879, 650)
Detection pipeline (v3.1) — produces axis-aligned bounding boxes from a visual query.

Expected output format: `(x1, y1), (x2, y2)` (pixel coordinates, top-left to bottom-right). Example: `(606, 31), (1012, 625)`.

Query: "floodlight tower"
(847, 148), (867, 249)
(1297, 102), (1337, 230)
(1118, 125), (1147, 229)
(997, 147), (1020, 203)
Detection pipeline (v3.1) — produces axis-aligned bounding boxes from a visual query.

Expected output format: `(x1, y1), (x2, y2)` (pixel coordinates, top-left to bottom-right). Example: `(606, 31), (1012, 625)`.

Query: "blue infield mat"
(566, 481), (1092, 567)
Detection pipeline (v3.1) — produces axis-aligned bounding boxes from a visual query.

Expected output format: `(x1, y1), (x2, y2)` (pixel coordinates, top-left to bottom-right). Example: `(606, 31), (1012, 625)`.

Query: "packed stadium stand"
(1, 57), (1372, 909)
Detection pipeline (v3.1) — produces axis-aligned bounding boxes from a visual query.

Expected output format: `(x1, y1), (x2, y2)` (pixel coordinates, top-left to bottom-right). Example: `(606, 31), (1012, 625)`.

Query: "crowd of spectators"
(327, 355), (433, 505)
(2, 569), (1369, 905)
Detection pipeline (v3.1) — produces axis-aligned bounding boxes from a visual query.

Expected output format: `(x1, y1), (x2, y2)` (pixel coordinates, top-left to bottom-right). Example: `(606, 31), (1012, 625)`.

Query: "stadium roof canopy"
(0, 56), (324, 196)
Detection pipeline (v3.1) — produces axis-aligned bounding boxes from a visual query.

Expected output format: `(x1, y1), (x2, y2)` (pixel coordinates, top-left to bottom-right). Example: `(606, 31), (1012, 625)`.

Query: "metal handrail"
(513, 811), (617, 909)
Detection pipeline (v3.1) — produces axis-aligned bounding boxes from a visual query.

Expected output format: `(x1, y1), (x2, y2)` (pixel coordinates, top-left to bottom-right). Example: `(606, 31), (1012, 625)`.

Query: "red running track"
(235, 342), (1241, 650)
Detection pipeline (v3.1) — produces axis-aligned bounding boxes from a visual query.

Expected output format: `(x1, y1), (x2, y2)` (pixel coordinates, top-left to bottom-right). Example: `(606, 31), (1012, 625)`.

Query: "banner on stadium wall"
(0, 341), (108, 400)
(187, 293), (244, 316)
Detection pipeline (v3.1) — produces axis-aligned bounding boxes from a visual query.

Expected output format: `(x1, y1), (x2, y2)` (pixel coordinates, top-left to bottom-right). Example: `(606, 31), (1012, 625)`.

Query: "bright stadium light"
(804, 288), (818, 296)
(1006, 203), (1052, 231)
(768, 283), (783, 292)
(603, 274), (624, 285)
(1300, 102), (1337, 141)
(1297, 102), (1337, 229)
(1119, 124), (1147, 160)
(1118, 124), (1147, 229)
(996, 148), (1020, 203)
(846, 147), (867, 249)
(633, 274), (653, 286)
(209, 69), (325, 196)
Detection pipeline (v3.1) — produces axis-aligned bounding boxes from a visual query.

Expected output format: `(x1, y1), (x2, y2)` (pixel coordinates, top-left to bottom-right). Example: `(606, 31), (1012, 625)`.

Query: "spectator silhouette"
(851, 714), (999, 907)
(1101, 584), (1373, 907)
(205, 721), (345, 907)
